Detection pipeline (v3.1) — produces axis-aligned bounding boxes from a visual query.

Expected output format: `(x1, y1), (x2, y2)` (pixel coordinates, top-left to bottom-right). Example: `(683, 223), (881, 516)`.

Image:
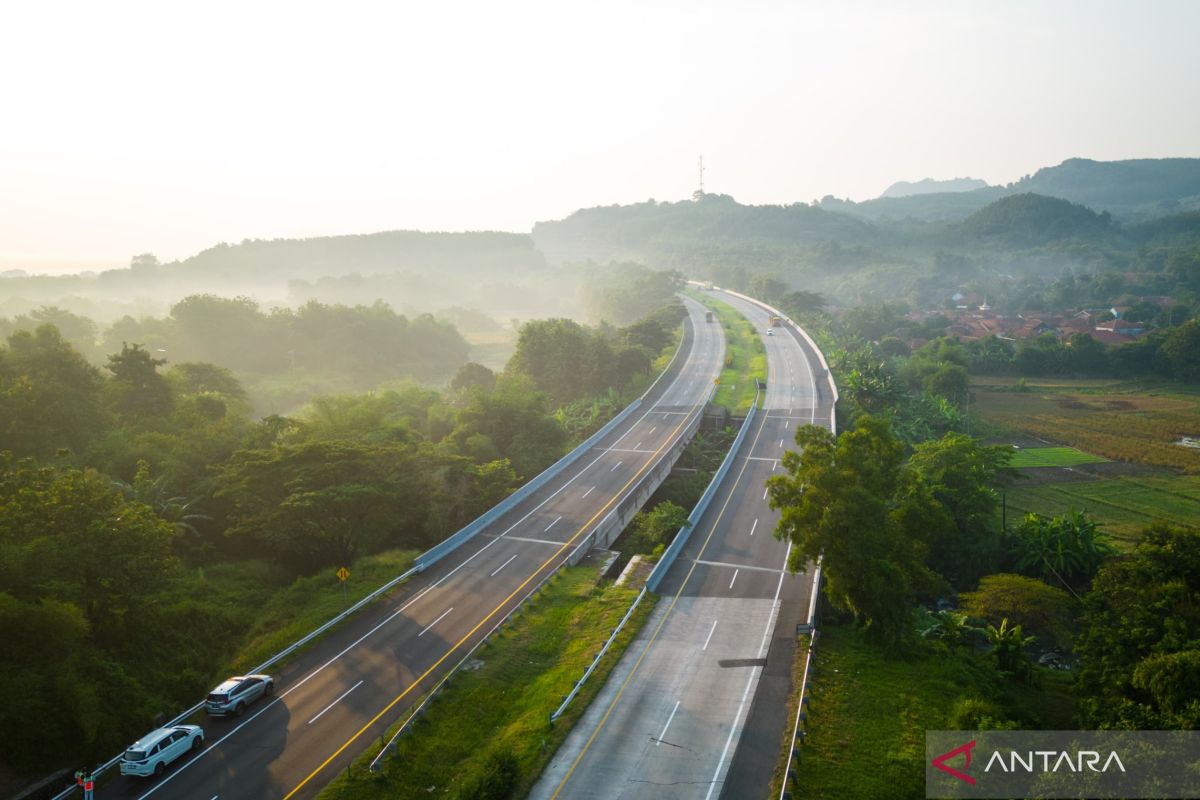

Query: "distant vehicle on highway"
(766, 329), (774, 335)
(206, 674), (274, 717)
(120, 725), (204, 777)
(768, 314), (782, 327)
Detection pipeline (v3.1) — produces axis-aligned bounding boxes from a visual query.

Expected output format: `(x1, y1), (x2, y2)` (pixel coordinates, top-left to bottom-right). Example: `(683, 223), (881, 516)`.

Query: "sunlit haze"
(2, 0), (1198, 271)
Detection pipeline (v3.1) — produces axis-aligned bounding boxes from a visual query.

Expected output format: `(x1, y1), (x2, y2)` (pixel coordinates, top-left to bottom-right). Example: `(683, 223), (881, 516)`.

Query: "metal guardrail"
(779, 561), (823, 800)
(647, 381), (760, 592)
(717, 288), (839, 406)
(550, 585), (647, 722)
(550, 380), (758, 723)
(686, 281), (837, 800)
(417, 308), (691, 572)
(46, 318), (698, 799)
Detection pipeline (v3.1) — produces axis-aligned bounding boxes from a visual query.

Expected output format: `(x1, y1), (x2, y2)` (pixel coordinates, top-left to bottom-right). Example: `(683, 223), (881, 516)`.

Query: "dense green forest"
(0, 294), (684, 777)
(0, 297), (471, 415)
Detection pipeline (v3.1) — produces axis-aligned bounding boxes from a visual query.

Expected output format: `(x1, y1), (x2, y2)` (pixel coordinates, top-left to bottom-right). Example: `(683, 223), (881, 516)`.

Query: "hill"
(532, 193), (877, 266)
(824, 157), (1200, 223)
(879, 177), (989, 198)
(956, 193), (1118, 247)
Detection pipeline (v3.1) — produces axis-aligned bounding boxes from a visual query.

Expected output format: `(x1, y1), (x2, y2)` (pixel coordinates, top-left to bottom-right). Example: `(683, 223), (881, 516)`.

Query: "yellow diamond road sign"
(336, 567), (350, 582)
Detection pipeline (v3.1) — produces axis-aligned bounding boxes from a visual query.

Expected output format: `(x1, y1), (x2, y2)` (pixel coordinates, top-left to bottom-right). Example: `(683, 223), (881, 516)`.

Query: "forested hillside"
(0, 296), (684, 779)
(0, 230), (579, 327)
(534, 180), (1200, 313)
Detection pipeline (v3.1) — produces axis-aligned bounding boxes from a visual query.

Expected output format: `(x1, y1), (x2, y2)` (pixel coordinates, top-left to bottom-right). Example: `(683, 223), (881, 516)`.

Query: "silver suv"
(120, 725), (204, 777)
(206, 674), (274, 717)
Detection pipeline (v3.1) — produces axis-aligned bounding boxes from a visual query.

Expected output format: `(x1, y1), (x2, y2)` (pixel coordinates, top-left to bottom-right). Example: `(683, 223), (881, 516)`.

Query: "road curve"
(100, 297), (725, 800)
(531, 288), (835, 800)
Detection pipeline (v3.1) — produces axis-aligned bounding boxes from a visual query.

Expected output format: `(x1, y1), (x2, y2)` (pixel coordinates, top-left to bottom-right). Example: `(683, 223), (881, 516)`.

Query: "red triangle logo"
(931, 739), (977, 785)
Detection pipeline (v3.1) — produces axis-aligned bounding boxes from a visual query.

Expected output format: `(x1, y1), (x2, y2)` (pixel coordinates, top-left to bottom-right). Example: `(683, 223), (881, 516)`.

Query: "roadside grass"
(769, 633), (812, 798)
(691, 293), (766, 414)
(783, 623), (1076, 800)
(1004, 475), (1200, 544)
(201, 548), (419, 674)
(317, 567), (657, 800)
(971, 379), (1200, 473)
(1007, 446), (1109, 468)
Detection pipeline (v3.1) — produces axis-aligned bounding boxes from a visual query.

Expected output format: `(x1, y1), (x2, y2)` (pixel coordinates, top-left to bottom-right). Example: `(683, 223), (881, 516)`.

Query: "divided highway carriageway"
(532, 287), (836, 800)
(95, 297), (725, 800)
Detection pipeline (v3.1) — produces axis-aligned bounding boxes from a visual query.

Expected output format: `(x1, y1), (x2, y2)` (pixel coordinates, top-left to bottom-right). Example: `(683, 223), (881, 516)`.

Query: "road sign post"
(336, 566), (350, 606)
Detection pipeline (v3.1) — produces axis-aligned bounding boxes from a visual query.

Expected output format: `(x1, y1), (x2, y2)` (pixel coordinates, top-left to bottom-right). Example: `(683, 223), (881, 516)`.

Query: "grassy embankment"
(774, 624), (1076, 800)
(691, 293), (766, 414)
(318, 567), (656, 800)
(972, 376), (1200, 544)
(167, 548), (420, 680)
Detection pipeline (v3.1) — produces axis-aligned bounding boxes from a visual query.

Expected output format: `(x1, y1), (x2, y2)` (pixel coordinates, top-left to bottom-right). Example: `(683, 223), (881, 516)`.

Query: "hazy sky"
(2, 0), (1198, 271)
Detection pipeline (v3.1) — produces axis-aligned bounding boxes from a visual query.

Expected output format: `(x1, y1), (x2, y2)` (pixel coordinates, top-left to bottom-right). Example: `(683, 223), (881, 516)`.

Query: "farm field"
(972, 377), (1200, 542)
(972, 378), (1200, 474)
(1007, 446), (1109, 469)
(1004, 476), (1200, 544)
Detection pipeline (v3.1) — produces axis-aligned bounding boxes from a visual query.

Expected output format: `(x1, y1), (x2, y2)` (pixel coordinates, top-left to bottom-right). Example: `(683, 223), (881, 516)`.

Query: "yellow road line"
(282, 402), (705, 799)
(550, 405), (773, 798)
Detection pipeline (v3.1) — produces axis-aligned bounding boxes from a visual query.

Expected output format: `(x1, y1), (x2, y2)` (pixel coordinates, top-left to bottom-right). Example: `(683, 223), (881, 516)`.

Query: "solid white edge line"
(139, 299), (724, 799)
(308, 680), (364, 725)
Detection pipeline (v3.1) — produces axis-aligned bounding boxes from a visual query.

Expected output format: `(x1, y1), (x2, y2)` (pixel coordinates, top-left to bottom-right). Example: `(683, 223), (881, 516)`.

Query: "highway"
(531, 288), (836, 800)
(101, 297), (726, 800)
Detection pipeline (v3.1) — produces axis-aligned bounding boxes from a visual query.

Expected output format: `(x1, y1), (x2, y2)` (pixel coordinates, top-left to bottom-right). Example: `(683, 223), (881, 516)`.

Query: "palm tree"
(114, 460), (211, 538)
(985, 617), (1037, 674)
(1011, 510), (1115, 590)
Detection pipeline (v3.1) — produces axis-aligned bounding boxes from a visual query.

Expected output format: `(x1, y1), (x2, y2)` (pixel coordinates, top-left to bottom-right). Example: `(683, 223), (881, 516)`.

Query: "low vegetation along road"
(532, 288), (837, 800)
(99, 298), (725, 800)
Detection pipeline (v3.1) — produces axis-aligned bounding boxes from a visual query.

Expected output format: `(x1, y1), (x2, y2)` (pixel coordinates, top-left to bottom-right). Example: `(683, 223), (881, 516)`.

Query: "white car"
(766, 329), (774, 336)
(206, 674), (274, 717)
(120, 725), (204, 777)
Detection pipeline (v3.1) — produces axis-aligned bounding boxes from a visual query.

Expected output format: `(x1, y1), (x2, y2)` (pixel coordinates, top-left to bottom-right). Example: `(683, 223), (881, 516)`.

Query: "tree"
(1161, 319), (1200, 381)
(451, 362), (497, 394)
(768, 416), (942, 647)
(0, 325), (108, 459)
(507, 318), (596, 405)
(215, 441), (431, 571)
(1076, 526), (1200, 729)
(907, 433), (1010, 587)
(779, 290), (826, 316)
(1009, 510), (1115, 591)
(626, 501), (690, 556)
(106, 342), (173, 421)
(923, 362), (969, 405)
(984, 618), (1037, 677)
(961, 573), (1075, 650)
(0, 456), (176, 641)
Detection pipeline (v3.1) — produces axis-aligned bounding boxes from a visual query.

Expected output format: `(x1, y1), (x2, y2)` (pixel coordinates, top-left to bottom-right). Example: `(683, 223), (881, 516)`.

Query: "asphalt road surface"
(531, 288), (835, 800)
(101, 297), (725, 800)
